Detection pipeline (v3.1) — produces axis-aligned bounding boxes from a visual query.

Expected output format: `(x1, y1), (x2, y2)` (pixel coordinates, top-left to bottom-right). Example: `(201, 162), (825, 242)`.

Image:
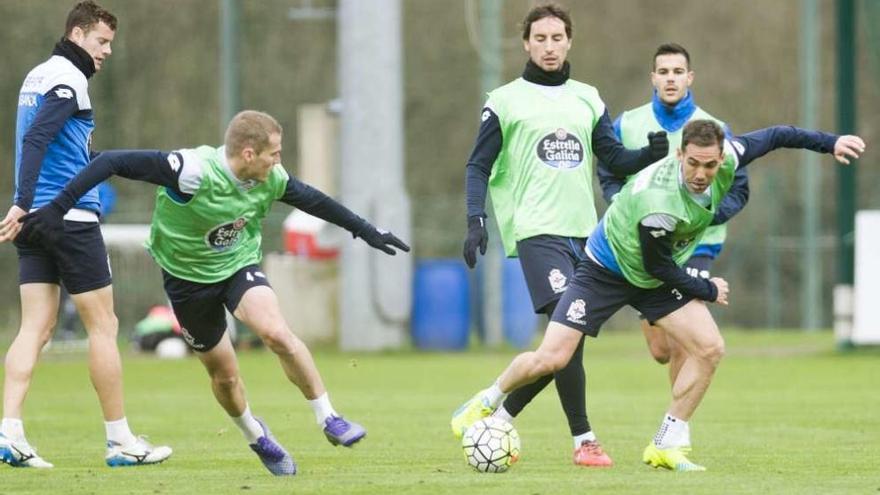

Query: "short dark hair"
(653, 43), (690, 70)
(681, 120), (724, 151)
(65, 1), (117, 37)
(521, 3), (572, 40)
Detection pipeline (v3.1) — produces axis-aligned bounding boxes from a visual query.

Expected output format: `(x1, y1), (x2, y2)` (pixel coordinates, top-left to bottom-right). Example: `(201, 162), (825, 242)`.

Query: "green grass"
(2, 330), (878, 494)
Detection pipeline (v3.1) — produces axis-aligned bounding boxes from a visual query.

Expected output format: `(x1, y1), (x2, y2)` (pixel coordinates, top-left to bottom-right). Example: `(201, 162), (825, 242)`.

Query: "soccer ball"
(461, 417), (521, 473)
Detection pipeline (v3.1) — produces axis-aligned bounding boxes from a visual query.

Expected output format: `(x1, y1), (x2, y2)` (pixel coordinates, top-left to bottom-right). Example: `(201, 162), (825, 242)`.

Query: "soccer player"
(454, 119), (864, 471)
(0, 1), (171, 468)
(455, 3), (669, 467)
(18, 110), (410, 476)
(597, 43), (750, 382)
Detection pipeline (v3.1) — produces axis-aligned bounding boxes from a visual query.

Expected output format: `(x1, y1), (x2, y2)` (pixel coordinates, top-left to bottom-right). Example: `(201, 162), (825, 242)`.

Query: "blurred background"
(0, 0), (878, 350)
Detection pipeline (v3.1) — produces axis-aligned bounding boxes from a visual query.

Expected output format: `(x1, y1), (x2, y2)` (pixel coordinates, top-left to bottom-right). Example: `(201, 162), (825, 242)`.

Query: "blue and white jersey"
(15, 54), (99, 214)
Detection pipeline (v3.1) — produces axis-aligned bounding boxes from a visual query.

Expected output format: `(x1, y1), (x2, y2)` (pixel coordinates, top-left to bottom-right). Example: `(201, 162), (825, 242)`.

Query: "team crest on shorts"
(548, 268), (567, 293)
(566, 299), (587, 325)
(205, 217), (249, 252)
(180, 327), (203, 350)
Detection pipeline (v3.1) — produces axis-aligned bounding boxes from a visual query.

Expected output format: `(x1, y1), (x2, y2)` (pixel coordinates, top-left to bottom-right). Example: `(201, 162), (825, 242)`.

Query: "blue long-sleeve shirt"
(14, 43), (99, 213)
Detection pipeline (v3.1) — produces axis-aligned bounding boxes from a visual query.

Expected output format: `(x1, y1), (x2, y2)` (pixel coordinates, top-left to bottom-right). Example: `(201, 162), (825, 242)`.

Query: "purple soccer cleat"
(322, 416), (366, 447)
(249, 418), (296, 476)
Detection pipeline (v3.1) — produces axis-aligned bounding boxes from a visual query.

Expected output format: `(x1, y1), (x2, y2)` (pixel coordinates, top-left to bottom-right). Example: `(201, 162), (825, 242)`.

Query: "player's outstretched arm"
(280, 177), (410, 256)
(734, 126), (866, 167)
(17, 150), (183, 244)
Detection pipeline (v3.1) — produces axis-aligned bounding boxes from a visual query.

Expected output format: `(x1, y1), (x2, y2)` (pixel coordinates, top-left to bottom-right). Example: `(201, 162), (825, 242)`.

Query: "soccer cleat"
(573, 439), (613, 467)
(642, 443), (706, 472)
(105, 436), (173, 467)
(0, 433), (53, 468)
(249, 418), (296, 476)
(323, 416), (366, 447)
(450, 390), (496, 439)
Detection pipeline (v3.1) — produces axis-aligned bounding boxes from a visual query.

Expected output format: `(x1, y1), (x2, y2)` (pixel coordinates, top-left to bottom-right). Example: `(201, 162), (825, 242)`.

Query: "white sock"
(1, 418), (25, 443)
(653, 413), (689, 449)
(309, 392), (338, 425)
(483, 382), (507, 409)
(492, 405), (515, 424)
(573, 430), (597, 449)
(231, 405), (264, 444)
(105, 417), (138, 447)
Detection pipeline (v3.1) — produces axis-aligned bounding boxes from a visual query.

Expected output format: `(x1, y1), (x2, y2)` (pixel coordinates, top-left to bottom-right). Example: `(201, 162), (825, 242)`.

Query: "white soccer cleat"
(105, 436), (172, 467)
(0, 433), (54, 468)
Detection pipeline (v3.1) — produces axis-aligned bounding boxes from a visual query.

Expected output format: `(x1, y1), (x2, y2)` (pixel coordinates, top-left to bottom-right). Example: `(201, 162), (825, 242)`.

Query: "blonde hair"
(224, 110), (282, 157)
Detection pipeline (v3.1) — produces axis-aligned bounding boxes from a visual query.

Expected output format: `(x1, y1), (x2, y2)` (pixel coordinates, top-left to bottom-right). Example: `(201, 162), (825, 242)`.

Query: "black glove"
(356, 224), (410, 255)
(647, 131), (669, 161)
(17, 201), (66, 246)
(462, 215), (488, 269)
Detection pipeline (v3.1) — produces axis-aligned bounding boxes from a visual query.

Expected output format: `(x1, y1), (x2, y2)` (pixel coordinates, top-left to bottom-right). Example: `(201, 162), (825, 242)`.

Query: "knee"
(650, 349), (670, 365)
(86, 314), (119, 339)
(533, 349), (569, 376)
(647, 340), (671, 364)
(259, 327), (295, 354)
(19, 319), (57, 348)
(697, 338), (725, 366)
(644, 331), (670, 364)
(37, 322), (56, 347)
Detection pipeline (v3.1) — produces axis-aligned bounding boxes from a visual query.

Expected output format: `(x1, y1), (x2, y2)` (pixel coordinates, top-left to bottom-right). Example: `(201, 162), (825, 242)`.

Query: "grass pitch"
(1, 330), (878, 494)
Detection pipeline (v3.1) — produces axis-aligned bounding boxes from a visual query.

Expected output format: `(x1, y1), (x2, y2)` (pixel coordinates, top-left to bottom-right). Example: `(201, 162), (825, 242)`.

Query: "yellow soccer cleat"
(642, 443), (706, 472)
(450, 390), (495, 438)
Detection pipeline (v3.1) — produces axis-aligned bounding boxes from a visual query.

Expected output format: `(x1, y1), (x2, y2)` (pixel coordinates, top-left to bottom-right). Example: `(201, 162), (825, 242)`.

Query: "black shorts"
(551, 258), (693, 337)
(15, 220), (112, 295)
(162, 264), (271, 352)
(516, 235), (587, 314)
(636, 254), (714, 320)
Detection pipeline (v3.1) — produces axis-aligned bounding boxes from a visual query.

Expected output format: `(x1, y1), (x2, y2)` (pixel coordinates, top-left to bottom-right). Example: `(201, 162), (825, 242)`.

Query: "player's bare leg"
(667, 338), (687, 385)
(3, 284), (59, 420)
(641, 319), (670, 364)
(498, 322), (584, 393)
(195, 332), (294, 475)
(73, 286), (172, 467)
(0, 284), (58, 468)
(452, 322), (583, 437)
(640, 319), (686, 384)
(196, 333), (248, 416)
(71, 286), (125, 421)
(655, 300), (724, 420)
(234, 286), (325, 400)
(234, 285), (365, 447)
(642, 300), (723, 472)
